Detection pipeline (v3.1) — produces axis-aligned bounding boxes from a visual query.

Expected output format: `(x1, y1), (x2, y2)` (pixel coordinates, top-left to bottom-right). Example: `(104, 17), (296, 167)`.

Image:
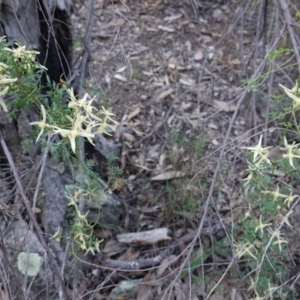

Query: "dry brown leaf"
(167, 115), (175, 125)
(149, 0), (162, 8)
(231, 58), (241, 65)
(212, 139), (219, 145)
(153, 121), (163, 130)
(123, 132), (135, 142)
(34, 207), (42, 213)
(0, 290), (9, 300)
(158, 25), (175, 32)
(213, 100), (237, 112)
(208, 122), (218, 129)
(159, 153), (166, 167)
(117, 248), (139, 261)
(114, 74), (127, 82)
(157, 255), (177, 277)
(137, 272), (152, 300)
(187, 112), (207, 119)
(194, 49), (204, 61)
(186, 117), (199, 128)
(181, 102), (192, 110)
(164, 14), (182, 22)
(151, 171), (186, 181)
(148, 143), (160, 158)
(132, 127), (144, 137)
(139, 152), (145, 166)
(142, 71), (154, 76)
(157, 88), (174, 101)
(107, 18), (126, 27)
(127, 107), (141, 121)
(227, 59), (233, 68)
(116, 65), (127, 72)
(102, 240), (125, 256)
(167, 56), (178, 69)
(179, 78), (195, 86)
(138, 205), (161, 213)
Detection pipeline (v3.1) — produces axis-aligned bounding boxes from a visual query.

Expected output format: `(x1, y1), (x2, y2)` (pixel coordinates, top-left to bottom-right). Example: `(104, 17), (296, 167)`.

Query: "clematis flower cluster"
(0, 62), (17, 112)
(280, 136), (300, 168)
(241, 134), (272, 167)
(279, 81), (300, 111)
(66, 188), (102, 255)
(0, 42), (45, 112)
(234, 241), (257, 260)
(30, 88), (117, 153)
(4, 43), (40, 62)
(243, 134), (300, 172)
(3, 42), (45, 71)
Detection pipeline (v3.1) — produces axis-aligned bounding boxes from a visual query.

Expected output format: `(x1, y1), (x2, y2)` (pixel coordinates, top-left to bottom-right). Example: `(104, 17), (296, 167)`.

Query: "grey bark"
(0, 1), (125, 298)
(0, 1), (74, 299)
(0, 0), (40, 48)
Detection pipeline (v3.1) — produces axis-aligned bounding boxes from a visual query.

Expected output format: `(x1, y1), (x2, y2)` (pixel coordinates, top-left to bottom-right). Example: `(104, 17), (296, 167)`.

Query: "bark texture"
(0, 0), (73, 83)
(0, 1), (123, 298)
(0, 1), (74, 299)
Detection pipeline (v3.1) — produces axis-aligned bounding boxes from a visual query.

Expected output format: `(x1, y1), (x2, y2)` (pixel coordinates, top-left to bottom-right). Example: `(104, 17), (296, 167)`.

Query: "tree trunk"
(0, 1), (123, 299)
(1, 0), (73, 84)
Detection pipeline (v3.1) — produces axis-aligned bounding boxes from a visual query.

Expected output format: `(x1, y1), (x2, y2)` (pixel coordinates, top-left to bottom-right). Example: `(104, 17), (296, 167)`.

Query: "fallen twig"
(99, 223), (225, 271)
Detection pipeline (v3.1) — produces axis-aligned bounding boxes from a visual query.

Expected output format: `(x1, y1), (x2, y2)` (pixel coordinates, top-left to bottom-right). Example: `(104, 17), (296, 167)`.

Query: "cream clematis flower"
(53, 114), (95, 153)
(241, 135), (271, 165)
(30, 104), (48, 142)
(4, 43), (40, 61)
(280, 136), (300, 169)
(0, 72), (18, 112)
(279, 82), (300, 111)
(255, 215), (272, 236)
(0, 86), (9, 112)
(67, 88), (78, 109)
(0, 74), (18, 84)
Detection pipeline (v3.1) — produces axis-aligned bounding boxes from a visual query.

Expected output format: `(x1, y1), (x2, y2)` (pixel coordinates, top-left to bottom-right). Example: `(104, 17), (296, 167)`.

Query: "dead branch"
(98, 223), (225, 271)
(116, 228), (171, 245)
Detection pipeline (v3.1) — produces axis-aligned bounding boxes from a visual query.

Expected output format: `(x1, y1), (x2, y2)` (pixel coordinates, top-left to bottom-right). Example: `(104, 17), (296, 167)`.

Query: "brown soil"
(70, 0), (300, 299)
